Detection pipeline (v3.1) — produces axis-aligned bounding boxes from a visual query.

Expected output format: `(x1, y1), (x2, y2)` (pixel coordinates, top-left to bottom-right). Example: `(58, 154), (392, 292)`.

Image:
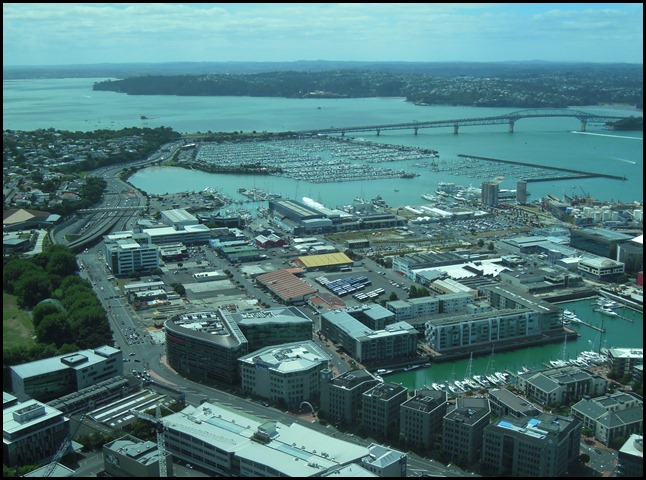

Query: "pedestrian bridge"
(301, 108), (631, 136)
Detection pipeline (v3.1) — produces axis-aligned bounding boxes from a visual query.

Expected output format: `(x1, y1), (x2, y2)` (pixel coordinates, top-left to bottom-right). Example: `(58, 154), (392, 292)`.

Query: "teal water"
(4, 78), (643, 205)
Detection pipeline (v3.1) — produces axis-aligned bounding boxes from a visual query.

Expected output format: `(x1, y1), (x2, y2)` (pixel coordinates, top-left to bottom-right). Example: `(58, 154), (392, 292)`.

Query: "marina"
(384, 296), (642, 390)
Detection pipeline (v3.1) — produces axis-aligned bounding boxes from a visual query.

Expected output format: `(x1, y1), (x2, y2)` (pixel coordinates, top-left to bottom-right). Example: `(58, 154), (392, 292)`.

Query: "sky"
(3, 3), (643, 66)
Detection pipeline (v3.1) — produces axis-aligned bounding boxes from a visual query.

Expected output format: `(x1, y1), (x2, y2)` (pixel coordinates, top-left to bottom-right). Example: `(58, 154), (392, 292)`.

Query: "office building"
(238, 340), (331, 409)
(103, 434), (174, 477)
(104, 232), (160, 276)
(442, 396), (490, 465)
(399, 389), (447, 451)
(615, 434), (643, 478)
(319, 369), (381, 427)
(481, 413), (581, 477)
(164, 311), (248, 386)
(361, 382), (408, 439)
(3, 399), (70, 467)
(10, 346), (123, 402)
(516, 365), (607, 407)
(570, 392), (643, 447)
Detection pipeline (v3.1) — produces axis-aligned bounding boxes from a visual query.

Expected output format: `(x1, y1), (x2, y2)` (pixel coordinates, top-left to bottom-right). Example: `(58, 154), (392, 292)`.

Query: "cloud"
(2, 3), (643, 65)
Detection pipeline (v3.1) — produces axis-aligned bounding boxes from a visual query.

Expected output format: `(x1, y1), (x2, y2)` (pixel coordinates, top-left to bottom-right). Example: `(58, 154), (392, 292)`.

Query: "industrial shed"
(295, 252), (354, 271)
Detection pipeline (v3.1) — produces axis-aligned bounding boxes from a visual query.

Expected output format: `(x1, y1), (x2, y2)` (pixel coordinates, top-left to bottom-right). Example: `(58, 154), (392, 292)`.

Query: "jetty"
(457, 154), (627, 183)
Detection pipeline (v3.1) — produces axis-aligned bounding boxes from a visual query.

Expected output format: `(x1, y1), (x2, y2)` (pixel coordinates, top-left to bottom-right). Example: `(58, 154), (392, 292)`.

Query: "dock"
(457, 154), (627, 183)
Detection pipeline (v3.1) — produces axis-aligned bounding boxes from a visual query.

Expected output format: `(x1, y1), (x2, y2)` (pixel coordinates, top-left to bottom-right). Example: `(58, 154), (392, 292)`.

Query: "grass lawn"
(3, 292), (36, 351)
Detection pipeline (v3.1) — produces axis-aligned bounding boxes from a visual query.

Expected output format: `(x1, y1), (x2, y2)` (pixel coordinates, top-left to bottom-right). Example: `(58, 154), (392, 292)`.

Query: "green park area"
(3, 292), (36, 351)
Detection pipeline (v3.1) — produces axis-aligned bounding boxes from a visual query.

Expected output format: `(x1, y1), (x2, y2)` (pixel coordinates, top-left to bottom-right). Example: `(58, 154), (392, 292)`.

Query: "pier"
(574, 319), (606, 333)
(457, 154), (627, 183)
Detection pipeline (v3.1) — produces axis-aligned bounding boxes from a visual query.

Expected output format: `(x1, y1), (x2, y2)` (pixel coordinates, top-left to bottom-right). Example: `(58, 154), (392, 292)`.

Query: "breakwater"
(457, 154), (627, 182)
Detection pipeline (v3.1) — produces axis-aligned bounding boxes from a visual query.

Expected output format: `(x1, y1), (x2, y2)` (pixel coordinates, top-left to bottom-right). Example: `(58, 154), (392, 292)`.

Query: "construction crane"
(132, 402), (168, 477)
(43, 408), (90, 477)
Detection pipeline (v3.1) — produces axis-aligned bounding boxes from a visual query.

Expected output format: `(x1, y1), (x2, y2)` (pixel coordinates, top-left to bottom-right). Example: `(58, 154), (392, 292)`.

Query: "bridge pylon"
(453, 124), (459, 134)
(414, 126), (418, 135)
(508, 121), (514, 133)
(580, 120), (587, 132)
(376, 129), (380, 136)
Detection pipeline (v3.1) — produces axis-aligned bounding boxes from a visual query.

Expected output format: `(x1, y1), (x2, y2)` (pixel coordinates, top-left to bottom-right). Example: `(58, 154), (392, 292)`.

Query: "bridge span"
(301, 108), (631, 136)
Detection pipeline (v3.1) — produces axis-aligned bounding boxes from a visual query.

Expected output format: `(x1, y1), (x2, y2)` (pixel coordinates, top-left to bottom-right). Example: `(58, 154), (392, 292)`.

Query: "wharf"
(457, 154), (627, 182)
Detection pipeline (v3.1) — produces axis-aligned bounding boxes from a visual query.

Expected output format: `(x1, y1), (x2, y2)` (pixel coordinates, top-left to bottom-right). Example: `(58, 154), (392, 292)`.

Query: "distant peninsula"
(607, 116), (643, 131)
(89, 62), (644, 110)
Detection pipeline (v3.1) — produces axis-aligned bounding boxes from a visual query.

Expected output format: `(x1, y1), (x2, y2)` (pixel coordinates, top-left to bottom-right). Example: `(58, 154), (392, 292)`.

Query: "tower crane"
(131, 402), (167, 477)
(43, 406), (91, 477)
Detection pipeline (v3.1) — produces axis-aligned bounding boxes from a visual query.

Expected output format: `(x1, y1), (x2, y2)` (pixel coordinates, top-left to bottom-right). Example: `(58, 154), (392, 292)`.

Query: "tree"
(3, 258), (40, 294)
(15, 270), (53, 308)
(36, 313), (73, 348)
(389, 292), (398, 301)
(44, 246), (78, 277)
(487, 241), (495, 251)
(32, 301), (65, 329)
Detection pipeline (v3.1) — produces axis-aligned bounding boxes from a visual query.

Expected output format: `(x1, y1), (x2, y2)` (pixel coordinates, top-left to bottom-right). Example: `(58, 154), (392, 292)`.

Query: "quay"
(457, 154), (627, 183)
(575, 319), (606, 333)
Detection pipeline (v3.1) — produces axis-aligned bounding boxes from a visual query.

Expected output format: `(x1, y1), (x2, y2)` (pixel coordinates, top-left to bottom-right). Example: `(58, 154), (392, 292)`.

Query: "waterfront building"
(442, 396), (491, 465)
(481, 413), (582, 477)
(606, 348), (643, 377)
(103, 434), (173, 477)
(516, 180), (528, 204)
(569, 227), (634, 259)
(615, 434), (643, 478)
(498, 267), (584, 294)
(160, 208), (198, 228)
(159, 401), (376, 477)
(10, 346), (123, 402)
(103, 232), (160, 276)
(424, 309), (540, 353)
(399, 389), (448, 451)
(238, 340), (331, 409)
(3, 399), (70, 467)
(321, 308), (418, 366)
(577, 256), (625, 281)
(487, 388), (542, 420)
(233, 306), (313, 352)
(319, 368), (381, 427)
(361, 382), (409, 439)
(481, 181), (499, 206)
(386, 297), (440, 323)
(570, 392), (643, 447)
(164, 311), (248, 386)
(515, 365), (607, 408)
(481, 284), (562, 335)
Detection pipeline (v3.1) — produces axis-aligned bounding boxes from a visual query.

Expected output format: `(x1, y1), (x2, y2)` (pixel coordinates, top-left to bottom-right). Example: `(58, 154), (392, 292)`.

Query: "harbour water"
(3, 78), (643, 383)
(4, 78), (643, 207)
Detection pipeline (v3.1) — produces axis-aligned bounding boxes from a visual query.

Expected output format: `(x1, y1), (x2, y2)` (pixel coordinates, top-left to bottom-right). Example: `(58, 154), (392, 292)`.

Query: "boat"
(448, 384), (460, 395)
(485, 374), (501, 386)
(495, 372), (509, 384)
(596, 306), (618, 317)
(473, 375), (491, 388)
(463, 378), (479, 390)
(550, 359), (569, 368)
(421, 193), (439, 202)
(431, 383), (441, 391)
